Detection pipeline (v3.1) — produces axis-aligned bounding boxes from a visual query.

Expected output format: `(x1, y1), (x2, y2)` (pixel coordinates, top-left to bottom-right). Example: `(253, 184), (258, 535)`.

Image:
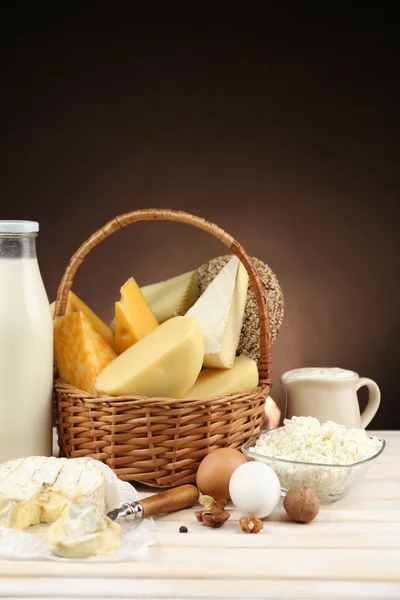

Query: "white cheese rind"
(0, 457), (105, 531)
(186, 256), (249, 368)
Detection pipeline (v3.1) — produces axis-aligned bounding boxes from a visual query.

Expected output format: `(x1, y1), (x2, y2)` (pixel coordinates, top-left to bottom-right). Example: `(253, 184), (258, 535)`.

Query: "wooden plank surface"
(1, 430), (399, 599)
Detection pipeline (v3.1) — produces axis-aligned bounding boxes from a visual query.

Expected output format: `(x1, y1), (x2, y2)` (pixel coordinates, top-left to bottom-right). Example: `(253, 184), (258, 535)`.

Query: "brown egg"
(196, 448), (247, 500)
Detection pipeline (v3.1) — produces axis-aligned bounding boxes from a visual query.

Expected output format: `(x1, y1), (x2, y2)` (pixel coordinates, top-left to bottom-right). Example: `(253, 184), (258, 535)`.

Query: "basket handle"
(53, 209), (272, 383)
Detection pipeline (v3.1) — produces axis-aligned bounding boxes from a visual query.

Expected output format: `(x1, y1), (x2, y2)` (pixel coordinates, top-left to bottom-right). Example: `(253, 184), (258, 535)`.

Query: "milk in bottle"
(0, 221), (53, 461)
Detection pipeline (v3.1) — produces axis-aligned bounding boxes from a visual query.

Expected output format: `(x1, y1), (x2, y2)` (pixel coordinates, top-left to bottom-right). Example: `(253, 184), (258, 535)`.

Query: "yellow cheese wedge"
(183, 355), (259, 398)
(96, 316), (203, 398)
(54, 311), (117, 393)
(114, 278), (159, 354)
(50, 292), (114, 348)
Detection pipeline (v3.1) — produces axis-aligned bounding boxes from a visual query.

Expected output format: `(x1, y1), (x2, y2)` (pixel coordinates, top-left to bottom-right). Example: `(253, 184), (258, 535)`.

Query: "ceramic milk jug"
(280, 367), (381, 428)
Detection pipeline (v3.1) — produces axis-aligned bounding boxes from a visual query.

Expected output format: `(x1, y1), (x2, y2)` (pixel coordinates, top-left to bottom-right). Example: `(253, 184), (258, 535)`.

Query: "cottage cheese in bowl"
(242, 416), (385, 503)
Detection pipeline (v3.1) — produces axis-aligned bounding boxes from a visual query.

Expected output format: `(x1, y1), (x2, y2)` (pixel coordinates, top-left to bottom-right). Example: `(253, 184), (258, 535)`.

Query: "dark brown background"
(1, 7), (399, 428)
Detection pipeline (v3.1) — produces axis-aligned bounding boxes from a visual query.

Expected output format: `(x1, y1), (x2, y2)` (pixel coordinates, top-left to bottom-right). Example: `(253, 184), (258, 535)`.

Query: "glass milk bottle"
(0, 221), (53, 461)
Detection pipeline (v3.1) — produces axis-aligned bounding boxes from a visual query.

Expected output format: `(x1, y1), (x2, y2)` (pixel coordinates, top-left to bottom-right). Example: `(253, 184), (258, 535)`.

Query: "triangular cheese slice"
(54, 312), (117, 392)
(186, 256), (249, 368)
(141, 270), (199, 323)
(184, 355), (259, 398)
(50, 292), (114, 348)
(114, 278), (159, 354)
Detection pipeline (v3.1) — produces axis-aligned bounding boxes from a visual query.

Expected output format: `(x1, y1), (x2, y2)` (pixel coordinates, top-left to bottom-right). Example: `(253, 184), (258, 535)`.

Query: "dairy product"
(54, 312), (117, 393)
(184, 355), (259, 398)
(96, 316), (203, 398)
(141, 270), (200, 323)
(186, 256), (249, 368)
(46, 503), (120, 558)
(250, 417), (383, 499)
(0, 257), (53, 462)
(281, 367), (356, 382)
(114, 278), (159, 354)
(0, 457), (106, 530)
(50, 291), (114, 348)
(252, 416), (382, 464)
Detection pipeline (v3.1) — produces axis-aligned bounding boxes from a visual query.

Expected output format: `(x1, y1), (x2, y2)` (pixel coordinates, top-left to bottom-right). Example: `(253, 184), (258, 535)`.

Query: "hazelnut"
(239, 515), (263, 534)
(283, 487), (320, 523)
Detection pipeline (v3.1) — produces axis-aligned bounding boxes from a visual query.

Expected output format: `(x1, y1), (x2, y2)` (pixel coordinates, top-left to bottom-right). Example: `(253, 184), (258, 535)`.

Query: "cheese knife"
(107, 484), (199, 521)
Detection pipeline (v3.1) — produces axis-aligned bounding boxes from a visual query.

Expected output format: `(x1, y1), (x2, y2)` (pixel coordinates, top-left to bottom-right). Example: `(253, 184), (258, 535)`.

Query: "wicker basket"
(54, 209), (272, 487)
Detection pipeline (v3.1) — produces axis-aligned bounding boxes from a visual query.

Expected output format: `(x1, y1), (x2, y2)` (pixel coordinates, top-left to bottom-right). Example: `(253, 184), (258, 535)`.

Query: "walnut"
(283, 487), (320, 523)
(239, 515), (263, 534)
(195, 509), (230, 528)
(200, 496), (227, 511)
(195, 495), (230, 528)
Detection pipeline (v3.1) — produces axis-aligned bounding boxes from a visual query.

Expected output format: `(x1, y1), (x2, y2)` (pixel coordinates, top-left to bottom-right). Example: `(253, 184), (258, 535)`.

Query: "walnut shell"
(283, 487), (320, 523)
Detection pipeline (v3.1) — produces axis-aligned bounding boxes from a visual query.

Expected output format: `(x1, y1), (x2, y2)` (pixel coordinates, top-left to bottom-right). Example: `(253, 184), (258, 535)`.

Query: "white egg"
(229, 461), (281, 518)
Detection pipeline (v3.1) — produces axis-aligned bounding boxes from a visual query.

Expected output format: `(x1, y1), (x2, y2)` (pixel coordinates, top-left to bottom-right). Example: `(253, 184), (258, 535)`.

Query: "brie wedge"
(46, 502), (120, 558)
(0, 457), (106, 531)
(186, 256), (249, 368)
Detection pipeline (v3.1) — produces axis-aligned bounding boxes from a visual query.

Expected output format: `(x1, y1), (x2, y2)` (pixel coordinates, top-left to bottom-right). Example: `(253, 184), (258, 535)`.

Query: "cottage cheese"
(252, 416), (382, 465)
(250, 417), (383, 501)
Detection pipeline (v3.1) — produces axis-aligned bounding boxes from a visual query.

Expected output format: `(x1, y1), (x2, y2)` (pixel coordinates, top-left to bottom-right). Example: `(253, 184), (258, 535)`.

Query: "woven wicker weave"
(54, 209), (272, 487)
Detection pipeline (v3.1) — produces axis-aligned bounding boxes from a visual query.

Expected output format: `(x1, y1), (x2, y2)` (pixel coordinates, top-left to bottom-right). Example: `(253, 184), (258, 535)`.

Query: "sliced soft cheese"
(141, 270), (200, 323)
(50, 291), (114, 348)
(54, 312), (117, 393)
(114, 278), (159, 354)
(0, 457), (106, 531)
(184, 355), (259, 398)
(186, 256), (249, 368)
(96, 316), (204, 398)
(46, 503), (120, 558)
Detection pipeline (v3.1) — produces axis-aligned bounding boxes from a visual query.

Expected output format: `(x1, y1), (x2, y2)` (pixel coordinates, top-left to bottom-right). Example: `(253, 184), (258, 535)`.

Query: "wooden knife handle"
(140, 484), (200, 518)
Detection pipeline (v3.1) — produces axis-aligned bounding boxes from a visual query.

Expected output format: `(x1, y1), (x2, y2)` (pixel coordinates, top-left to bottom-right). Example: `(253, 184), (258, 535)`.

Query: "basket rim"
(54, 377), (271, 408)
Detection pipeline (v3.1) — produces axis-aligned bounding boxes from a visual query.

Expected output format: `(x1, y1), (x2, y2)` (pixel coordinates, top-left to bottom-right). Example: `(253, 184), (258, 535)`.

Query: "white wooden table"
(0, 431), (399, 599)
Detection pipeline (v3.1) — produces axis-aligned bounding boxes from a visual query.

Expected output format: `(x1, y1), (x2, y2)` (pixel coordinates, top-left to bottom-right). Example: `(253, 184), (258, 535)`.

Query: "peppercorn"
(179, 526), (188, 533)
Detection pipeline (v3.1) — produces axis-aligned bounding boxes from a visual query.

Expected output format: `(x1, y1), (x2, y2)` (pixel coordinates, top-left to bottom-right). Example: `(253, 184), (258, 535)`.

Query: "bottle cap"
(0, 220), (39, 233)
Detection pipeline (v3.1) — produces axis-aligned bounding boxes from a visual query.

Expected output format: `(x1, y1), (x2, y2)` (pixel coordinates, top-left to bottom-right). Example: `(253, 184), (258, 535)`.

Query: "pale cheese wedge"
(184, 355), (259, 398)
(141, 270), (199, 323)
(50, 291), (114, 348)
(186, 256), (249, 368)
(96, 316), (203, 398)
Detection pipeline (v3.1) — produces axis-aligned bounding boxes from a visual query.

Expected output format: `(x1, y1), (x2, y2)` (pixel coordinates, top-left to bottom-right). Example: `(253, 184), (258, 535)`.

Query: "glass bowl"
(241, 428), (386, 504)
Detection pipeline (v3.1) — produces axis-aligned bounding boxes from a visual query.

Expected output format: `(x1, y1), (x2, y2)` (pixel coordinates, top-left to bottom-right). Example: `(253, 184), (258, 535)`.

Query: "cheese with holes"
(184, 355), (259, 398)
(96, 316), (203, 398)
(54, 312), (117, 392)
(114, 278), (159, 354)
(141, 270), (200, 323)
(46, 502), (120, 558)
(0, 457), (106, 531)
(186, 256), (249, 368)
(50, 291), (114, 348)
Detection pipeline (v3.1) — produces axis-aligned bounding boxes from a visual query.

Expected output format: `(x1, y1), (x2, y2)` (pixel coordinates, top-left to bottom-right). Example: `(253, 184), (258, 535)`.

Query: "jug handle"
(356, 378), (381, 428)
